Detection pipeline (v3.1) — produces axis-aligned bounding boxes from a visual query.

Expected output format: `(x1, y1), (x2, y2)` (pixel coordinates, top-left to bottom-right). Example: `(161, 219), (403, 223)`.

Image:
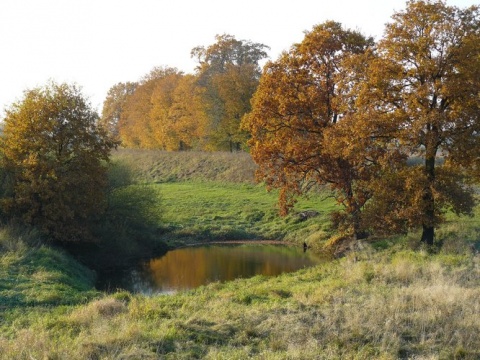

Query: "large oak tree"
(358, 0), (480, 244)
(1, 82), (118, 241)
(243, 22), (382, 238)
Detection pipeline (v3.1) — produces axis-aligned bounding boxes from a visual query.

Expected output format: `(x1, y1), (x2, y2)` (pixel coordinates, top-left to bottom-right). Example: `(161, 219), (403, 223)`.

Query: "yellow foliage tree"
(149, 70), (184, 150)
(0, 82), (118, 241)
(100, 82), (137, 139)
(118, 79), (157, 148)
(193, 34), (269, 151)
(167, 74), (209, 150)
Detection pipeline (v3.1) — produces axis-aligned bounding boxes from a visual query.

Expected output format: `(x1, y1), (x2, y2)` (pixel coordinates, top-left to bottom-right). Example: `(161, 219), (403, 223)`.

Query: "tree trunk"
(345, 182), (364, 240)
(421, 154), (436, 245)
(421, 224), (434, 245)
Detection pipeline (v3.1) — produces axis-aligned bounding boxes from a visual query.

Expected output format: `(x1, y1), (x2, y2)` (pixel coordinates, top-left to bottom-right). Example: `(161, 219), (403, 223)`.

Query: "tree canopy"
(1, 82), (118, 241)
(356, 0), (480, 244)
(192, 34), (269, 151)
(100, 82), (137, 139)
(243, 21), (380, 238)
(244, 1), (480, 244)
(105, 35), (269, 151)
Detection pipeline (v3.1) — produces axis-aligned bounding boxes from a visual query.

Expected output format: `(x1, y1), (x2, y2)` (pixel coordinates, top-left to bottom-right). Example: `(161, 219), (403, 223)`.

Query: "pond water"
(97, 243), (321, 294)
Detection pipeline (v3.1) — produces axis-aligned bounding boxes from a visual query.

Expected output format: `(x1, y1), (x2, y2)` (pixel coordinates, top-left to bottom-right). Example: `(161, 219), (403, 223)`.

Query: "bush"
(89, 160), (164, 265)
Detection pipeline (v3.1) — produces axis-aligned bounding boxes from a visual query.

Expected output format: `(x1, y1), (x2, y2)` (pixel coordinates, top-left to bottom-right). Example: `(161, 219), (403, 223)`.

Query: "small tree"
(1, 82), (118, 241)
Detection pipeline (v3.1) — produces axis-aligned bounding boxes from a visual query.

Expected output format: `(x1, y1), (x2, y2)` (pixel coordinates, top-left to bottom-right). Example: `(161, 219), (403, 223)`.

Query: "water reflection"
(100, 244), (321, 294)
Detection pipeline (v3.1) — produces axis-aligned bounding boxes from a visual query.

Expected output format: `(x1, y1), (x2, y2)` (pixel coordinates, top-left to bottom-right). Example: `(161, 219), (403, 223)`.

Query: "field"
(157, 181), (336, 248)
(0, 150), (479, 359)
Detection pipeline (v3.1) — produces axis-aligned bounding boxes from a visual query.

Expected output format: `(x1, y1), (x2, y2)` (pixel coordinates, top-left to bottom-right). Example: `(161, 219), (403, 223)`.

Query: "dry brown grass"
(111, 148), (257, 184)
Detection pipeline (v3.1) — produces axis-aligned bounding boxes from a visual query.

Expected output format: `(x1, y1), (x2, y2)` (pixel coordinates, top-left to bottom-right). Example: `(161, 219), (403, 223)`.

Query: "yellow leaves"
(1, 82), (116, 241)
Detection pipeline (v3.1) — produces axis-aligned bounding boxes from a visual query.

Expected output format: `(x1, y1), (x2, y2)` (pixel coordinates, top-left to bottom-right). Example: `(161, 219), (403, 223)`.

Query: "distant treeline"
(100, 34), (269, 152)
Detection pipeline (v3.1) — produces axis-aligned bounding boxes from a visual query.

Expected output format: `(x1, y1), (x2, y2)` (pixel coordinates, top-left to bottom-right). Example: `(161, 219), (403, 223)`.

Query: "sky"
(0, 0), (477, 114)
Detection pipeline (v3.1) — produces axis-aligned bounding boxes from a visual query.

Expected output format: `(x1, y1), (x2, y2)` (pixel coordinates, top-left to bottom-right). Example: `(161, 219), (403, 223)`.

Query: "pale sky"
(0, 0), (477, 114)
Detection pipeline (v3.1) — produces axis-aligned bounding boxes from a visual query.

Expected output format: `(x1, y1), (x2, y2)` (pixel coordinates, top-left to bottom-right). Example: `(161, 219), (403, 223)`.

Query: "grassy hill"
(111, 149), (258, 184)
(0, 150), (479, 359)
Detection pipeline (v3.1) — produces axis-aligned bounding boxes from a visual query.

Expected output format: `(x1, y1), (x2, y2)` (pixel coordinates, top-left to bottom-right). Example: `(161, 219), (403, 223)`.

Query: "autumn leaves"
(244, 1), (480, 244)
(101, 35), (269, 152)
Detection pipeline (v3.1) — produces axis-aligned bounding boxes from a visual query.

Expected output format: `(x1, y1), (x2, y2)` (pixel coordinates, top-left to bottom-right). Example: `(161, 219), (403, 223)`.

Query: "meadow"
(0, 150), (479, 359)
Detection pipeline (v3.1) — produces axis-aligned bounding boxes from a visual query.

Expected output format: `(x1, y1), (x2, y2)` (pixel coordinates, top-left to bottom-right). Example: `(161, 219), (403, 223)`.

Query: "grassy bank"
(156, 181), (336, 249)
(0, 247), (479, 359)
(0, 150), (479, 359)
(110, 149), (339, 249)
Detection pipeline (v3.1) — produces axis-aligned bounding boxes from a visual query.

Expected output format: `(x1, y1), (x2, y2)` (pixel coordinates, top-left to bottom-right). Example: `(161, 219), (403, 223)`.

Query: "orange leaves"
(243, 22), (376, 238)
(357, 1), (480, 243)
(246, 3), (479, 242)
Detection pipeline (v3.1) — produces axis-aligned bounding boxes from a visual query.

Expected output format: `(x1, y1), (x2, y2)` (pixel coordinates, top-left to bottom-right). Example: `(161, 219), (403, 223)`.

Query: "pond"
(97, 243), (322, 294)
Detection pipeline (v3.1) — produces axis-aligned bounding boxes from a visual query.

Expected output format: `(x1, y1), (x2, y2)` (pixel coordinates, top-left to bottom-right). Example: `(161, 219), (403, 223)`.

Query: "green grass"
(155, 181), (337, 248)
(0, 228), (100, 309)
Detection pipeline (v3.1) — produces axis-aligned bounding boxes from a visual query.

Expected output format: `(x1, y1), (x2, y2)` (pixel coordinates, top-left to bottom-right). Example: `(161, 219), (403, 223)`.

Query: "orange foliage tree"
(149, 70), (185, 150)
(117, 77), (157, 148)
(243, 22), (385, 239)
(357, 0), (480, 244)
(118, 67), (183, 148)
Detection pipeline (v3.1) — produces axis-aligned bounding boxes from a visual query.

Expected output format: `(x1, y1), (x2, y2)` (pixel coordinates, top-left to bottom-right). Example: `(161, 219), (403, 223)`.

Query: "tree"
(167, 74), (209, 150)
(100, 82), (137, 139)
(192, 34), (269, 78)
(358, 0), (480, 244)
(117, 78), (157, 148)
(148, 69), (185, 150)
(0, 82), (118, 241)
(192, 34), (269, 151)
(243, 22), (379, 238)
(118, 66), (184, 149)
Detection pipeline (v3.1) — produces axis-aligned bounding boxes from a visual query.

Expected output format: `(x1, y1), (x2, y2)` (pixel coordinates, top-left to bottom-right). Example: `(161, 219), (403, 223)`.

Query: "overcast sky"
(0, 0), (477, 113)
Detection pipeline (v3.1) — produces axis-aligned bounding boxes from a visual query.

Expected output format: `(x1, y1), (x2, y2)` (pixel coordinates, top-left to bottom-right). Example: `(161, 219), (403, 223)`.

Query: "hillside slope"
(111, 149), (257, 183)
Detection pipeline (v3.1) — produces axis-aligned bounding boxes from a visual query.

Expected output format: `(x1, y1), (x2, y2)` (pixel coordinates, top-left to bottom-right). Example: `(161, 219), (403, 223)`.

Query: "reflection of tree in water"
(145, 245), (321, 293)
